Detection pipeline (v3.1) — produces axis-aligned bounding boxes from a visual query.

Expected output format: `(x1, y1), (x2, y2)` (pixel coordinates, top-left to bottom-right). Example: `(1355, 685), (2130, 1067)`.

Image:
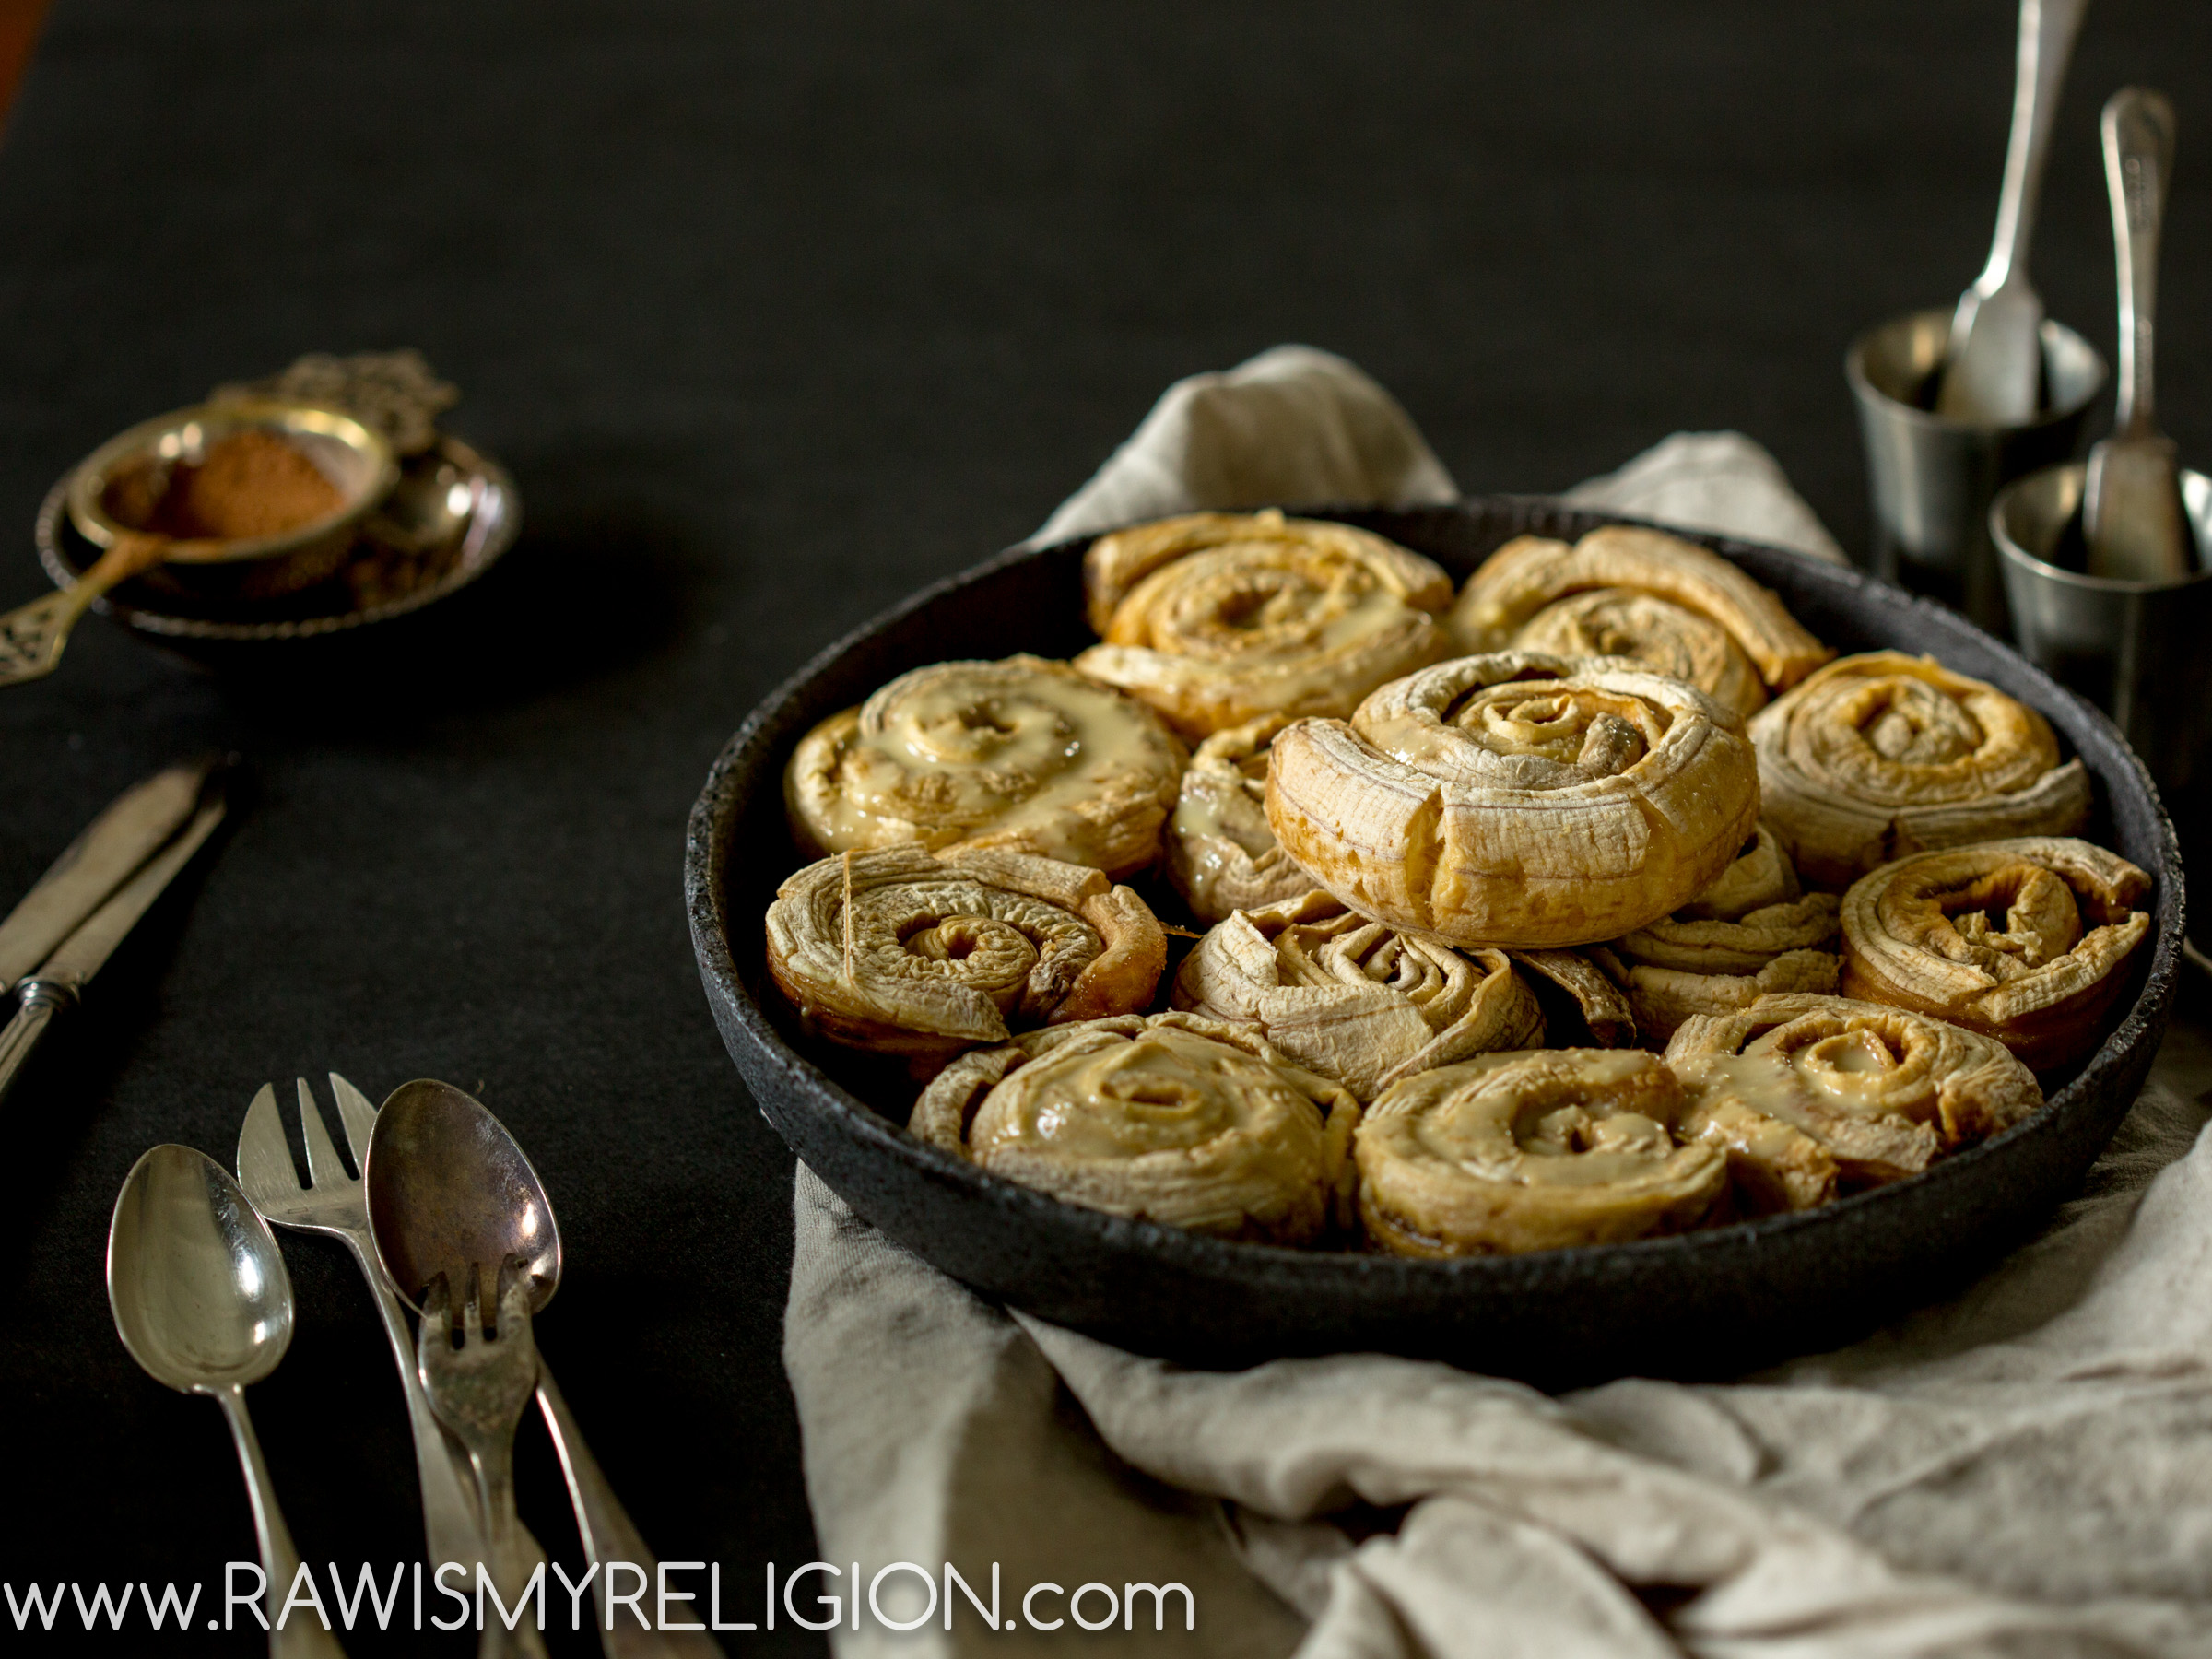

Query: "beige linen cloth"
(784, 347), (2212, 1658)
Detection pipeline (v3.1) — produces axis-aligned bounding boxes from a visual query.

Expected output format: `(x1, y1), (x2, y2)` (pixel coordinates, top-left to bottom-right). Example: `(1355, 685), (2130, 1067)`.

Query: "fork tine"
(235, 1083), (298, 1206)
(328, 1072), (379, 1169)
(295, 1077), (349, 1187)
(461, 1265), (485, 1342)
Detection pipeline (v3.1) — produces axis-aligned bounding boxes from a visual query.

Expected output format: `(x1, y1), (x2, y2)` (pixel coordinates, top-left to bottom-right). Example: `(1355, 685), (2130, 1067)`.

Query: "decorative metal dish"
(686, 499), (2182, 1384)
(36, 434), (519, 649)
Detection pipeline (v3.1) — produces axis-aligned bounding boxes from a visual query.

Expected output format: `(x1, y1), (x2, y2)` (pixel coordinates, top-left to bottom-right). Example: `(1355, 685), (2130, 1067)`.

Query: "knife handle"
(0, 981), (75, 1109)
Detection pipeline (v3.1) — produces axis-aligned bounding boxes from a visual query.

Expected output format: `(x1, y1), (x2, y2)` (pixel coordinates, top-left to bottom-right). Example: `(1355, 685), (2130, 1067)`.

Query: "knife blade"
(0, 787), (228, 1110)
(0, 755), (218, 993)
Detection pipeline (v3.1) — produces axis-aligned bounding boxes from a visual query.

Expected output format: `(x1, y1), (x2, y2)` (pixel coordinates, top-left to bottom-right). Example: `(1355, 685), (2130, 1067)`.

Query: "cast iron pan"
(686, 499), (2183, 1385)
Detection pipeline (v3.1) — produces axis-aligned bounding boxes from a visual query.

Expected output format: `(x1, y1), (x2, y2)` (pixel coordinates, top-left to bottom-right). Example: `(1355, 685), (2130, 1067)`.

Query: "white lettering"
(552, 1561), (598, 1632)
(226, 1563), (269, 1631)
(869, 1563), (938, 1631)
(430, 1563), (471, 1632)
(783, 1562), (841, 1632)
(945, 1562), (999, 1631)
(1021, 1581), (1064, 1631)
(477, 1561), (544, 1632)
(140, 1581), (202, 1630)
(658, 1562), (706, 1632)
(5, 1583), (65, 1630)
(276, 1563), (331, 1631)
(709, 1562), (757, 1632)
(328, 1563), (404, 1630)
(604, 1562), (650, 1632)
(1124, 1581), (1195, 1631)
(1070, 1583), (1118, 1631)
(71, 1582), (134, 1631)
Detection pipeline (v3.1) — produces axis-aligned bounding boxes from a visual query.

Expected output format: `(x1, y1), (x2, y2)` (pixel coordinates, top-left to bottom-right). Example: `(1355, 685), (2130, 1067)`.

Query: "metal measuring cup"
(1846, 309), (2105, 632)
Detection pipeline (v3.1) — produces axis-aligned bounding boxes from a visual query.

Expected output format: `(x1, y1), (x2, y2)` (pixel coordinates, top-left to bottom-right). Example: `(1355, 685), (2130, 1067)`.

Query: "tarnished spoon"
(0, 531), (208, 688)
(107, 1146), (347, 1658)
(2084, 88), (2193, 582)
(1936, 0), (2089, 425)
(365, 1080), (724, 1658)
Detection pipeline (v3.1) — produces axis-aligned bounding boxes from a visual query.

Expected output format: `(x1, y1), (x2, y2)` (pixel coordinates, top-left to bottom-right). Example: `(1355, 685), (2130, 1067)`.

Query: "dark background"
(1, 2), (2208, 1652)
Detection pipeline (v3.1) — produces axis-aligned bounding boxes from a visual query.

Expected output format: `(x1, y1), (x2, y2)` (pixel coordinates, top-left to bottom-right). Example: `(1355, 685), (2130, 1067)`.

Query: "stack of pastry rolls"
(757, 511), (2153, 1256)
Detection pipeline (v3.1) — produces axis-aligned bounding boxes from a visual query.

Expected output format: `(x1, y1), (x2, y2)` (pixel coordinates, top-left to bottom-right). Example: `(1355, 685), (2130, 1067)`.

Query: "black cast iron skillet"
(686, 499), (2183, 1386)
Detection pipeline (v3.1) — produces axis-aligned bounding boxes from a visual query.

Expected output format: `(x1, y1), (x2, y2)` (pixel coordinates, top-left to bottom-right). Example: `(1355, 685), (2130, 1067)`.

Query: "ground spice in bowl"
(106, 429), (344, 541)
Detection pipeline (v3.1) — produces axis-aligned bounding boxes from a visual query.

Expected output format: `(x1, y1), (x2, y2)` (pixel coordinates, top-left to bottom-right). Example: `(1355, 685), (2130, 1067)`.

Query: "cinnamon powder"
(116, 429), (345, 540)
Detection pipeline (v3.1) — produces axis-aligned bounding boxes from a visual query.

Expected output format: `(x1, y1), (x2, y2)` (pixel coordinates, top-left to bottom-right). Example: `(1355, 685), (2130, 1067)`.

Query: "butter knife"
(0, 787), (227, 1108)
(0, 754), (217, 992)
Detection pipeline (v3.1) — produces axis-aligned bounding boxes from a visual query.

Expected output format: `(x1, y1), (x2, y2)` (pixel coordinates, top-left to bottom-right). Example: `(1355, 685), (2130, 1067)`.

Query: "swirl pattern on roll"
(1664, 993), (2042, 1188)
(1162, 713), (1316, 924)
(1171, 890), (1547, 1101)
(784, 654), (1186, 879)
(1449, 526), (1832, 715)
(1839, 837), (2151, 1072)
(1265, 651), (1761, 947)
(912, 1011), (1359, 1244)
(1597, 824), (1841, 1040)
(1749, 652), (2091, 888)
(1073, 510), (1454, 738)
(1356, 1050), (1724, 1256)
(766, 845), (1166, 1068)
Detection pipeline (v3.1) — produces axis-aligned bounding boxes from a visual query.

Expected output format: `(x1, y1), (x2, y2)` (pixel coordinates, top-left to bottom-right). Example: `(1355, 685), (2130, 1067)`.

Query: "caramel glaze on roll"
(912, 1011), (1359, 1244)
(1840, 837), (2151, 1072)
(1265, 651), (1760, 948)
(1162, 712), (1315, 925)
(1073, 511), (1455, 739)
(1171, 889), (1634, 1102)
(1749, 652), (2091, 888)
(1450, 525), (1833, 717)
(1665, 993), (2042, 1194)
(1594, 823), (1841, 1041)
(785, 654), (1187, 880)
(1356, 1050), (1725, 1256)
(766, 845), (1165, 1072)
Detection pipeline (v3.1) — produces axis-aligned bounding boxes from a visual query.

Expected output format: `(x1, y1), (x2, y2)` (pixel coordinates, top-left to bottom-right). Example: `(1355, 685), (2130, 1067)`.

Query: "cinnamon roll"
(1171, 890), (1548, 1100)
(784, 654), (1187, 879)
(1449, 525), (1832, 715)
(1073, 510), (1454, 738)
(1664, 993), (2043, 1186)
(1839, 838), (2152, 1072)
(912, 1011), (1359, 1244)
(1356, 1049), (1725, 1256)
(1265, 651), (1761, 947)
(765, 845), (1166, 1070)
(1597, 824), (1841, 1041)
(1749, 652), (2091, 888)
(1162, 713), (1315, 924)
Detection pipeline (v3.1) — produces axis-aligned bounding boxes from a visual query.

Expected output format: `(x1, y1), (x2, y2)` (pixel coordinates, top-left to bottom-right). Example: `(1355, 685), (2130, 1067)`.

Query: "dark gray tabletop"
(2, 3), (2207, 1653)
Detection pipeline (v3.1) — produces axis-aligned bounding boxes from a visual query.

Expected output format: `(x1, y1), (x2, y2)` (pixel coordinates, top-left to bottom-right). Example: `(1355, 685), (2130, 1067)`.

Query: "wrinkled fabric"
(782, 349), (2212, 1657)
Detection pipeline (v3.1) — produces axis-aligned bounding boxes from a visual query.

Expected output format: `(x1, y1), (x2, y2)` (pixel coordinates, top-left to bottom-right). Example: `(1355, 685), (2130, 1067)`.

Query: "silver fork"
(420, 1266), (551, 1659)
(235, 1077), (487, 1570)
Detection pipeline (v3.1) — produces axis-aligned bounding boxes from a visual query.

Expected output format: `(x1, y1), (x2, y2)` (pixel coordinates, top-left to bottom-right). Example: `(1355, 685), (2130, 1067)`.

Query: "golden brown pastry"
(1749, 652), (2092, 888)
(1596, 824), (1841, 1041)
(1839, 838), (2151, 1072)
(1171, 890), (1547, 1100)
(1449, 525), (1832, 714)
(1161, 713), (1316, 924)
(1356, 1050), (1725, 1256)
(765, 846), (1165, 1070)
(1265, 651), (1761, 947)
(1664, 993), (2043, 1186)
(784, 654), (1186, 879)
(912, 1011), (1359, 1244)
(1072, 510), (1454, 738)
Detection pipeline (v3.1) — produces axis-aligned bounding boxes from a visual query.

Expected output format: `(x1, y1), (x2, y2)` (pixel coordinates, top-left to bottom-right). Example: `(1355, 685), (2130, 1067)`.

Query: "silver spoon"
(2084, 88), (2194, 582)
(364, 1080), (724, 1658)
(1936, 0), (2089, 425)
(107, 1146), (348, 1658)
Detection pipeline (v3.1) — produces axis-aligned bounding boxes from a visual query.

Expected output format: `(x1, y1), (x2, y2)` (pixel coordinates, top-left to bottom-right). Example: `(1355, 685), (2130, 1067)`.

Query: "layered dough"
(1357, 1050), (1724, 1256)
(912, 1011), (1359, 1244)
(1265, 652), (1760, 947)
(1840, 838), (2152, 1072)
(785, 654), (1186, 879)
(1449, 525), (1832, 716)
(1596, 824), (1841, 1041)
(1162, 713), (1315, 924)
(1665, 994), (2042, 1191)
(1749, 652), (2091, 888)
(1171, 890), (1634, 1101)
(1074, 510), (1455, 738)
(765, 845), (1165, 1068)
